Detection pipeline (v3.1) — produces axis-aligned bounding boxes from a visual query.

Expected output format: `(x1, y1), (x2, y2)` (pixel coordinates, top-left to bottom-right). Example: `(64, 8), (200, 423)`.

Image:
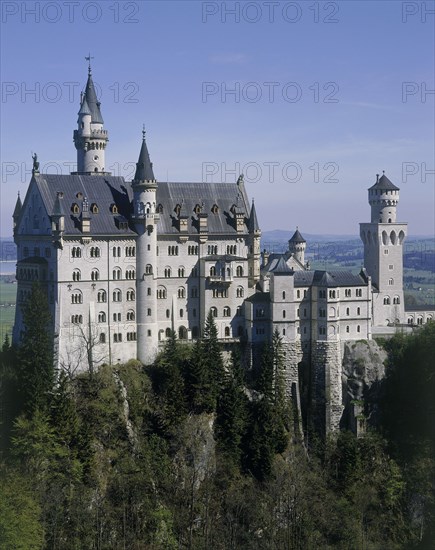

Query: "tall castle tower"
(288, 228), (306, 266)
(360, 173), (407, 326)
(132, 130), (159, 364)
(247, 199), (261, 287)
(73, 62), (109, 175)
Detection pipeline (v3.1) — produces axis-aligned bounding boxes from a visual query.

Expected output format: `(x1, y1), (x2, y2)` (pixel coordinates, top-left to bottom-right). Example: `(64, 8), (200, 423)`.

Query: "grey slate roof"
(133, 136), (155, 183)
(269, 256), (293, 274)
(30, 174), (252, 237)
(155, 181), (251, 235)
(13, 194), (22, 218)
(34, 173), (135, 235)
(52, 192), (65, 217)
(78, 96), (91, 116)
(311, 270), (367, 287)
(289, 229), (306, 243)
(369, 173), (399, 191)
(84, 72), (104, 124)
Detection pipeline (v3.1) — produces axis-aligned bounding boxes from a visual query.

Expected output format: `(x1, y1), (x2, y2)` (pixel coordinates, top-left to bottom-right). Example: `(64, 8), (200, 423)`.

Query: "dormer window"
(71, 203), (80, 214)
(157, 204), (163, 213)
(194, 204), (201, 214)
(211, 204), (219, 214)
(110, 203), (118, 214)
(174, 204), (181, 215)
(90, 203), (99, 214)
(76, 192), (83, 199)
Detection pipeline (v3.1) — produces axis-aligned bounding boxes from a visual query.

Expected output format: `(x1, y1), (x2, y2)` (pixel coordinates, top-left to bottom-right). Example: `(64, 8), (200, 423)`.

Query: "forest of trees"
(0, 283), (434, 549)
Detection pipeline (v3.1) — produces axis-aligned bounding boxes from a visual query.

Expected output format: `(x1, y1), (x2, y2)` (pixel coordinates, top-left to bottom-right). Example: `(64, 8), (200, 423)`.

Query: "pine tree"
(202, 311), (224, 408)
(17, 283), (54, 415)
(158, 330), (186, 429)
(185, 339), (215, 413)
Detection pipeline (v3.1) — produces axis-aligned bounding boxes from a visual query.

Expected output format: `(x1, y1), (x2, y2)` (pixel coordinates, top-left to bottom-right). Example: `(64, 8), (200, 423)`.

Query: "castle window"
(297, 308), (300, 317)
(225, 326), (230, 337)
(180, 309), (184, 318)
(113, 267), (122, 280)
(99, 333), (106, 343)
(237, 286), (244, 298)
(384, 296), (391, 305)
(91, 246), (100, 258)
(125, 268), (135, 280)
(356, 289), (362, 297)
(113, 313), (121, 322)
(157, 204), (163, 213)
(71, 291), (83, 304)
(98, 312), (106, 323)
(113, 289), (122, 302)
(125, 246), (136, 257)
(209, 266), (216, 277)
(211, 204), (219, 214)
(71, 315), (83, 324)
(147, 288), (151, 296)
(236, 266), (243, 277)
(194, 204), (201, 215)
(283, 310), (286, 319)
(91, 269), (100, 281)
(393, 296), (400, 305)
(157, 286), (167, 299)
(168, 246), (179, 256)
(110, 203), (118, 214)
(192, 266), (198, 277)
(357, 307), (361, 315)
(72, 269), (81, 282)
(388, 278), (394, 286)
(126, 289), (135, 301)
(164, 267), (171, 278)
(90, 204), (98, 214)
(384, 249), (389, 255)
(208, 245), (218, 255)
(188, 245), (199, 255)
(193, 309), (197, 317)
(166, 309), (170, 319)
(71, 203), (80, 214)
(71, 246), (82, 258)
(145, 264), (152, 275)
(357, 325), (361, 333)
(389, 264), (394, 270)
(147, 308), (151, 316)
(178, 287), (185, 299)
(282, 291), (286, 300)
(179, 326), (187, 339)
(127, 332), (137, 341)
(97, 290), (107, 303)
(210, 307), (218, 318)
(346, 307), (350, 316)
(346, 326), (350, 333)
(127, 310), (135, 321)
(165, 327), (171, 337)
(297, 290), (300, 299)
(174, 204), (181, 215)
(345, 289), (351, 297)
(178, 267), (185, 278)
(223, 306), (231, 317)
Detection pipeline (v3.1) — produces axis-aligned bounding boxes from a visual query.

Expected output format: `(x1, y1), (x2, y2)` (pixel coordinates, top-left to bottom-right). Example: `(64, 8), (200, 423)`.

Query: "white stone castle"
(12, 66), (433, 429)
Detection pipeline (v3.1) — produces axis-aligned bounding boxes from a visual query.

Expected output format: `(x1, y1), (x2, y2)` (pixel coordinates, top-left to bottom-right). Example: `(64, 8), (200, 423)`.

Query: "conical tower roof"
(78, 95), (92, 116)
(133, 129), (155, 183)
(84, 70), (104, 124)
(369, 172), (399, 191)
(248, 200), (260, 232)
(289, 228), (306, 244)
(13, 193), (22, 219)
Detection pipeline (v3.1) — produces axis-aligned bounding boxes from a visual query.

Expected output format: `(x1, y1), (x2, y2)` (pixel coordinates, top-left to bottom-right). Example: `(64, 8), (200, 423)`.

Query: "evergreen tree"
(185, 339), (215, 413)
(17, 283), (54, 415)
(202, 311), (225, 408)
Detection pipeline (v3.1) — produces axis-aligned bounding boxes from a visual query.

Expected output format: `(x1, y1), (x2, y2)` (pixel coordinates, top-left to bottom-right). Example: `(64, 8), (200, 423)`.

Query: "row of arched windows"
(384, 296), (400, 305)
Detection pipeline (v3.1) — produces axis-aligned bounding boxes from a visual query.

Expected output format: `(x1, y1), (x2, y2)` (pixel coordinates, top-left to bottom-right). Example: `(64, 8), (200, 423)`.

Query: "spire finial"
(17, 191), (20, 198)
(142, 124), (146, 140)
(376, 173), (379, 183)
(382, 170), (385, 175)
(85, 53), (94, 74)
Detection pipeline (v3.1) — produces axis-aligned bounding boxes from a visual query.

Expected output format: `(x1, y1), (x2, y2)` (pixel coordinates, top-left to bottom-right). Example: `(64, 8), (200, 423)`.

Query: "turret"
(248, 199), (261, 286)
(368, 172), (400, 223)
(288, 228), (306, 266)
(73, 63), (109, 175)
(50, 191), (65, 247)
(132, 128), (159, 364)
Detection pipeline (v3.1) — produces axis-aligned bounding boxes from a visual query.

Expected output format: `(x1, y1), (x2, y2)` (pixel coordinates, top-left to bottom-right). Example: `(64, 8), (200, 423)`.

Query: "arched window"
(71, 246), (82, 258)
(209, 266), (216, 277)
(125, 268), (135, 280)
(223, 306), (231, 317)
(237, 286), (244, 298)
(178, 267), (185, 278)
(91, 269), (100, 281)
(113, 289), (122, 302)
(72, 269), (81, 282)
(236, 266), (243, 277)
(393, 296), (400, 304)
(178, 326), (188, 340)
(297, 290), (300, 298)
(178, 287), (185, 299)
(283, 310), (286, 318)
(113, 267), (122, 280)
(157, 286), (167, 299)
(282, 291), (286, 300)
(98, 311), (106, 323)
(388, 278), (394, 286)
(165, 327), (172, 338)
(99, 333), (106, 343)
(383, 296), (390, 305)
(164, 267), (171, 278)
(145, 264), (153, 275)
(71, 290), (83, 304)
(126, 310), (135, 321)
(90, 246), (100, 258)
(126, 289), (135, 301)
(210, 307), (218, 318)
(166, 309), (170, 319)
(97, 290), (107, 303)
(225, 326), (230, 337)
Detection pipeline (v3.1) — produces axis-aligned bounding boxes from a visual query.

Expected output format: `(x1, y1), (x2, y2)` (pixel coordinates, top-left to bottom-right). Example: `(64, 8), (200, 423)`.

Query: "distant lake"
(0, 261), (16, 275)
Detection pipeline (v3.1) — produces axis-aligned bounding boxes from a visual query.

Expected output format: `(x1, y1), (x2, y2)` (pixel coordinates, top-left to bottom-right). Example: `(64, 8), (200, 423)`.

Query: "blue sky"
(1, 0), (434, 237)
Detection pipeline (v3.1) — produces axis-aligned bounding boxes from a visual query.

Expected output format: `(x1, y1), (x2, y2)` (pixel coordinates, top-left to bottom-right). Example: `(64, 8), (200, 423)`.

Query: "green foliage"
(17, 283), (54, 415)
(0, 467), (44, 550)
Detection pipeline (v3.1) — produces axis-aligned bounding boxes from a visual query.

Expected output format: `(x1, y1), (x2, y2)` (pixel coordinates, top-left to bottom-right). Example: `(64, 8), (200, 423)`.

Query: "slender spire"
(52, 191), (65, 217)
(13, 192), (22, 219)
(133, 128), (155, 183)
(248, 199), (260, 232)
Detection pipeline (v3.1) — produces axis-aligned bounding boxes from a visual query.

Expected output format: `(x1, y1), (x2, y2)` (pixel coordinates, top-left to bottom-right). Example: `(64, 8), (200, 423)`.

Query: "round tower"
(369, 172), (400, 223)
(132, 129), (159, 365)
(73, 65), (109, 175)
(288, 228), (306, 266)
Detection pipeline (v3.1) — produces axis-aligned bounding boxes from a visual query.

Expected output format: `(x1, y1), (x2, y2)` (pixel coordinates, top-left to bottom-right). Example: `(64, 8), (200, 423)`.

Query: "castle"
(12, 66), (434, 432)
